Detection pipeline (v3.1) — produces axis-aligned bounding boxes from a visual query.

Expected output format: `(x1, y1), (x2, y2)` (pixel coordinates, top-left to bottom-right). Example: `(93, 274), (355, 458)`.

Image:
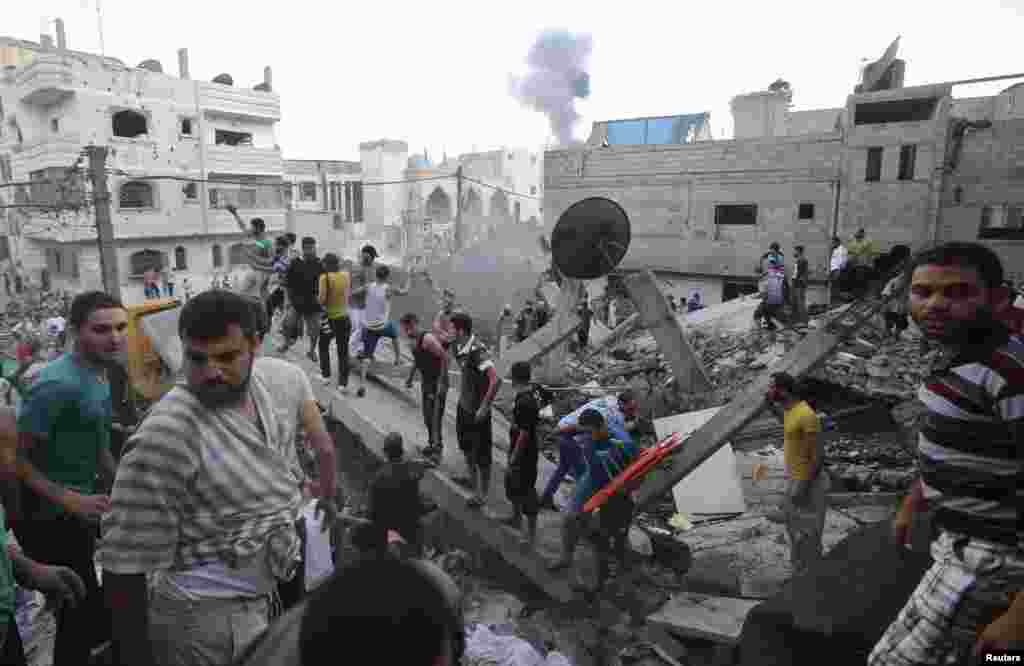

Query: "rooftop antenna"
(95, 0), (106, 56)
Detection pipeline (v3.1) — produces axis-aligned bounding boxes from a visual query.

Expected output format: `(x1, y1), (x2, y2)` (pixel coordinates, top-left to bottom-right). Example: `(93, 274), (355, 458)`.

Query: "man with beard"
(349, 245), (379, 358)
(13, 291), (127, 666)
(869, 243), (1024, 665)
(100, 290), (337, 666)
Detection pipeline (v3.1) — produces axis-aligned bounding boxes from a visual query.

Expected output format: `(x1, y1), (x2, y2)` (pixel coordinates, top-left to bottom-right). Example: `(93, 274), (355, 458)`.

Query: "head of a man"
(383, 432), (404, 462)
(300, 557), (464, 666)
(908, 242), (1009, 346)
(618, 389), (640, 420)
(855, 228), (865, 241)
(578, 408), (608, 441)
(69, 291), (127, 367)
(251, 217), (266, 237)
(178, 290), (261, 408)
(274, 237), (289, 256)
(376, 265), (391, 283)
(509, 361), (531, 388)
(450, 312), (473, 348)
(301, 237), (317, 259)
(285, 232), (297, 247)
(794, 245), (805, 258)
(400, 312), (422, 340)
(767, 372), (800, 405)
(361, 245), (378, 267)
(832, 236), (841, 249)
(322, 253), (340, 273)
(769, 242), (781, 253)
(442, 289), (455, 312)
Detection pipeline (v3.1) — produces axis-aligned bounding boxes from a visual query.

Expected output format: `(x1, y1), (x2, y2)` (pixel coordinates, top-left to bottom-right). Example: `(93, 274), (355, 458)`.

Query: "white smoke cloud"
(510, 30), (593, 147)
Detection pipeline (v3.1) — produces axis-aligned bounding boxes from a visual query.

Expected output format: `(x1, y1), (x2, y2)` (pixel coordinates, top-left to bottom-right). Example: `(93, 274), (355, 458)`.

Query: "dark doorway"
(722, 281), (758, 302)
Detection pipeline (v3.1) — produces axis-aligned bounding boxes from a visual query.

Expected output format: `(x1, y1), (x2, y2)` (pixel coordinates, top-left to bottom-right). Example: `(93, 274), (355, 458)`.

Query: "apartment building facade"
(0, 29), (285, 301)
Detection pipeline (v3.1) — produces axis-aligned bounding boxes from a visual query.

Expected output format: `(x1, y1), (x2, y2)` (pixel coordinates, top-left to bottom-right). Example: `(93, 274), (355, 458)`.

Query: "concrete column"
(263, 66), (273, 92)
(178, 48), (190, 79)
(55, 19), (67, 51)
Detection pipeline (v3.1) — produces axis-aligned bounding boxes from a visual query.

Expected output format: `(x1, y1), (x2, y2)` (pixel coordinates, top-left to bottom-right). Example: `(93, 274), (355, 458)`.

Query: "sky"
(7, 0), (1024, 162)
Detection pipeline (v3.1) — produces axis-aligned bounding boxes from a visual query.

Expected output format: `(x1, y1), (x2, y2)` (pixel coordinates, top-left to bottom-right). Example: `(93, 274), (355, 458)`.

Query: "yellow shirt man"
(783, 400), (820, 481)
(319, 271), (351, 320)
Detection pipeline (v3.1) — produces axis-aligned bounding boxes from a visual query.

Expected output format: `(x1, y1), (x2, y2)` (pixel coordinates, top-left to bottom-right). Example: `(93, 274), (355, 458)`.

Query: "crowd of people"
(0, 230), (1018, 665)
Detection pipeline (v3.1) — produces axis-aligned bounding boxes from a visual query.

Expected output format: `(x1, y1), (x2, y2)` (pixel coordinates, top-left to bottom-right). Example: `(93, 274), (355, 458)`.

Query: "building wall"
(1, 44), (283, 289)
(544, 133), (842, 280)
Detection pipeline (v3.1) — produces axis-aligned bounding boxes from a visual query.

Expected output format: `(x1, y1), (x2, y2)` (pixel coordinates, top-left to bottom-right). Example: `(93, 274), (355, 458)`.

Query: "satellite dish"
(550, 197), (631, 280)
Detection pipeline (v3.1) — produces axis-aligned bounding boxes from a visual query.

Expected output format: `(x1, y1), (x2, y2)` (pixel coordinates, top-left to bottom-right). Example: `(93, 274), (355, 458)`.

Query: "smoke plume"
(510, 30), (593, 146)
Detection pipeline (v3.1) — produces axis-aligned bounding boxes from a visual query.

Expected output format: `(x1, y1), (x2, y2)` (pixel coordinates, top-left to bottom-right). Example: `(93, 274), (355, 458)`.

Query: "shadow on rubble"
(737, 516), (934, 666)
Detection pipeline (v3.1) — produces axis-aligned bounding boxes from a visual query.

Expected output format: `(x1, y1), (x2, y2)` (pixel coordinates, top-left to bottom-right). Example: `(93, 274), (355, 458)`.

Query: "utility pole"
(87, 146), (121, 300)
(454, 165), (463, 252)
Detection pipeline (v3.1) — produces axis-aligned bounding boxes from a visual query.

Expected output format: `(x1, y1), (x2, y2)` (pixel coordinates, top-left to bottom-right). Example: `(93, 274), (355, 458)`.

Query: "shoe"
(319, 376), (331, 385)
(356, 387), (366, 398)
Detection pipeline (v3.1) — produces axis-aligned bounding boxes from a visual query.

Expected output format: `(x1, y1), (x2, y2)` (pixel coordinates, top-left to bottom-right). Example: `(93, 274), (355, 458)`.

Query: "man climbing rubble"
(546, 409), (639, 585)
(869, 242), (1024, 665)
(352, 265), (410, 398)
(349, 245), (380, 358)
(503, 362), (544, 546)
(764, 372), (830, 578)
(400, 313), (449, 463)
(451, 312), (500, 508)
(368, 433), (437, 557)
(539, 390), (640, 511)
(101, 290), (337, 666)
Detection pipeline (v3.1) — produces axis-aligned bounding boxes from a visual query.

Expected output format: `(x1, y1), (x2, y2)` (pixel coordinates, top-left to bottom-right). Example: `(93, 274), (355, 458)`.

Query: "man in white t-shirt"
(351, 265), (410, 397)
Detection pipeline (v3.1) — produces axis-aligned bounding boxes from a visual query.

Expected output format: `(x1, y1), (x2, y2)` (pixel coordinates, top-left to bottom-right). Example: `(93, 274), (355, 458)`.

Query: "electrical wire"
(461, 175), (541, 200)
(104, 170), (458, 188)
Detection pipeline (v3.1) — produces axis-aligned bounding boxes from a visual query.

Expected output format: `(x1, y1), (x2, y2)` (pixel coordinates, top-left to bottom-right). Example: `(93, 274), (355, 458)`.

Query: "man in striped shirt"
(870, 242), (1023, 664)
(99, 290), (337, 666)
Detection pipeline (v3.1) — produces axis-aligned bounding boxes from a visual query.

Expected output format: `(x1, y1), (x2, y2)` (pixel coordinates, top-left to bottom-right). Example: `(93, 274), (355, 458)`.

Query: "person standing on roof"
(829, 236), (848, 302)
(869, 243), (1024, 665)
(352, 265), (410, 398)
(348, 245), (379, 358)
(316, 252), (352, 393)
(765, 372), (829, 577)
(226, 204), (275, 300)
(686, 291), (704, 313)
(760, 242), (785, 276)
(400, 313), (449, 463)
(539, 391), (640, 511)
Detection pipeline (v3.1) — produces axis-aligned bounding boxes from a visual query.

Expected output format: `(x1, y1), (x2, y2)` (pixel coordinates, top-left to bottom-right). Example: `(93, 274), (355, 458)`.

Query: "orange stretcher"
(583, 431), (686, 513)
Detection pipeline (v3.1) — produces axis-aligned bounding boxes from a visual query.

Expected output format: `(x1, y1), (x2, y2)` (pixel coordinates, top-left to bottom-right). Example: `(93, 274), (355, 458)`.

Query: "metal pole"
(454, 166), (463, 252)
(87, 146), (121, 300)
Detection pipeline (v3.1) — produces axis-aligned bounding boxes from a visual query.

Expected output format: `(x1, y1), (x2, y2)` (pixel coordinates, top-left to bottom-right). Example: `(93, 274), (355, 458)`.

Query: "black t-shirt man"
(286, 256), (324, 314)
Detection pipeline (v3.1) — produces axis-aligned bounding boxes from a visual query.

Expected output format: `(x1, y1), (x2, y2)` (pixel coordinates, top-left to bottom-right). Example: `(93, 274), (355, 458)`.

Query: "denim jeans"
(539, 433), (584, 507)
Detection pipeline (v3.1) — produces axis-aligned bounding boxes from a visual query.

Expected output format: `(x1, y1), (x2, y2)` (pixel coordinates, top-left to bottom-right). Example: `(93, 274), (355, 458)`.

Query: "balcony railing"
(206, 145), (283, 176)
(198, 82), (281, 121)
(15, 55), (76, 106)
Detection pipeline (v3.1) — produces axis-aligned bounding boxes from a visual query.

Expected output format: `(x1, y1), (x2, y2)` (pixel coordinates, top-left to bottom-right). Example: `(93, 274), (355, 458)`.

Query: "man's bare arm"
(17, 431), (67, 509)
(106, 572), (156, 666)
(302, 401), (336, 502)
(225, 204), (248, 234)
(98, 436), (117, 488)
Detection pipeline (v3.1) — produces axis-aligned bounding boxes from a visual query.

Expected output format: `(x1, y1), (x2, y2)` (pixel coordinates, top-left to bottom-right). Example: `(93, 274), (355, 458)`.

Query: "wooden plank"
(634, 292), (894, 508)
(625, 270), (713, 393)
(582, 312), (641, 361)
(647, 593), (760, 645)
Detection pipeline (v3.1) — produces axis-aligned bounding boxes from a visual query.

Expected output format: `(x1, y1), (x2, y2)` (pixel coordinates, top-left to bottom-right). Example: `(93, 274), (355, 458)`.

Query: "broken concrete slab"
(626, 270), (713, 393)
(655, 408), (746, 516)
(647, 592), (760, 645)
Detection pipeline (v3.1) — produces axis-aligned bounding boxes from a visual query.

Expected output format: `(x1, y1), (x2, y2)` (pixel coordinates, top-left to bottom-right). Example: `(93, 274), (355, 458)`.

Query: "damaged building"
(0, 26), (285, 302)
(543, 44), (1024, 305)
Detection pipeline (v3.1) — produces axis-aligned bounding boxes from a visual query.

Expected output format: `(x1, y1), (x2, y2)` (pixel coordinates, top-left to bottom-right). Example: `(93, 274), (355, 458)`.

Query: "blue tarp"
(605, 113), (707, 146)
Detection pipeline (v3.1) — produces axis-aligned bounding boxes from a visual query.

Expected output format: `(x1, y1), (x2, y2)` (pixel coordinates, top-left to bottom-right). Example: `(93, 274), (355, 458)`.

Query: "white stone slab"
(655, 408), (747, 515)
